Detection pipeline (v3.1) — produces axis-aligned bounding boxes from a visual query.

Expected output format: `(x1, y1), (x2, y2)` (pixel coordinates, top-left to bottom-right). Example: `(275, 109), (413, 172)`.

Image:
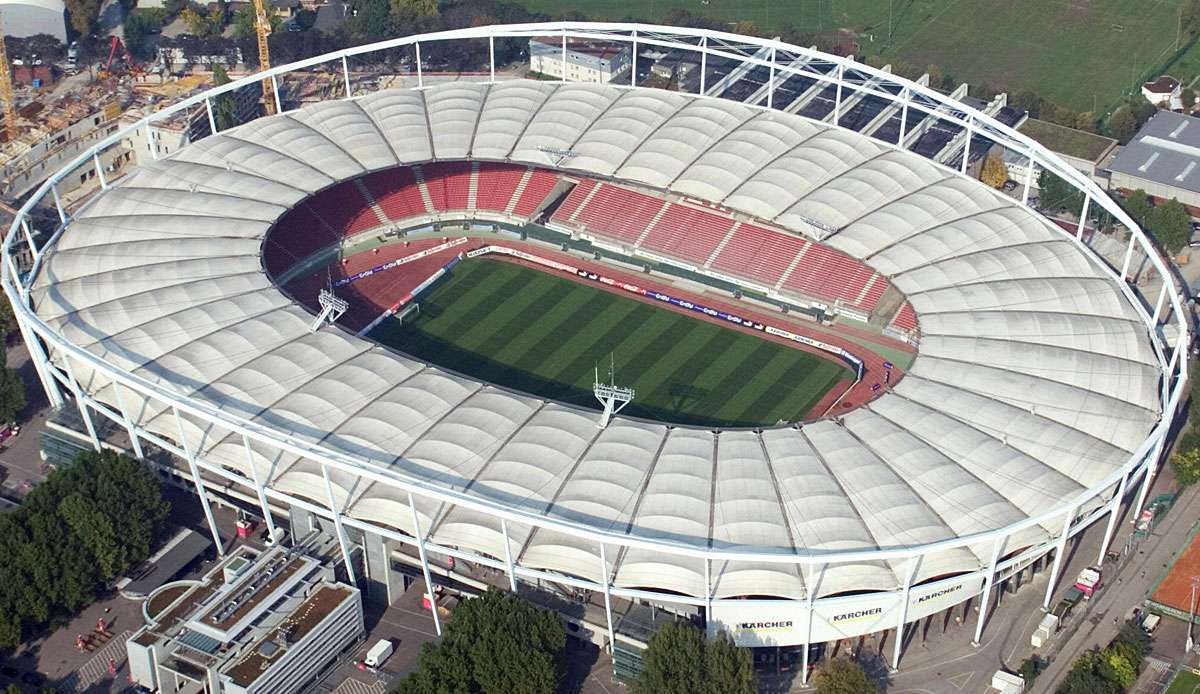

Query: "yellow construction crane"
(251, 0), (275, 115)
(0, 16), (17, 144)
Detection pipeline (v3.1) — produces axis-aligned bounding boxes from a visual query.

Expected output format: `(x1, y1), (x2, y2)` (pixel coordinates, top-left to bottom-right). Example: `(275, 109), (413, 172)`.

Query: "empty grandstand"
(3, 23), (1188, 682)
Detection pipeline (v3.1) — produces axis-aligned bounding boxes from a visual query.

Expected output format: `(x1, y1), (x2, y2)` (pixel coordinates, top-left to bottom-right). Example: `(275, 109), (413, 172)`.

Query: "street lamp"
(1187, 576), (1199, 653)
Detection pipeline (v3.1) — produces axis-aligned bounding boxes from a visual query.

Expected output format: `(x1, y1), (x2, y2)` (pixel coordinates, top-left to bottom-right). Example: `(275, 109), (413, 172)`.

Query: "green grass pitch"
(1166, 669), (1200, 694)
(526, 0), (1184, 111)
(369, 259), (851, 428)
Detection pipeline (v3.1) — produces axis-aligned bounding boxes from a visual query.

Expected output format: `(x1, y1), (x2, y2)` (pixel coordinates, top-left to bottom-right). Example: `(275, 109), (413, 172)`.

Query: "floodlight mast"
(309, 288), (349, 333)
(593, 357), (634, 428)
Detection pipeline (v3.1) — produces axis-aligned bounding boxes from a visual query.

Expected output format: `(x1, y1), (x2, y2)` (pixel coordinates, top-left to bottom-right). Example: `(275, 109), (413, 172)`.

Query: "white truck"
(364, 639), (394, 669)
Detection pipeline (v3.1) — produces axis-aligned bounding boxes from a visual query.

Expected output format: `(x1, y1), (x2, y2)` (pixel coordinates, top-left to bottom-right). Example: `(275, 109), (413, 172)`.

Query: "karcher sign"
(906, 577), (982, 623)
(708, 603), (808, 647)
(811, 598), (897, 641)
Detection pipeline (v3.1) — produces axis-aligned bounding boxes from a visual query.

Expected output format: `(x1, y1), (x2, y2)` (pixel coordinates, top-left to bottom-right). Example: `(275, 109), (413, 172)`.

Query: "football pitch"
(369, 259), (851, 428)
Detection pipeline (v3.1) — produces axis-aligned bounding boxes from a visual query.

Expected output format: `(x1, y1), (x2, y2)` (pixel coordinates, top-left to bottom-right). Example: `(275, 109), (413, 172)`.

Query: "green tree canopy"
(1037, 170), (1084, 214)
(632, 621), (755, 694)
(1106, 105), (1138, 143)
(1122, 189), (1153, 227)
(812, 657), (876, 694)
(1148, 198), (1192, 255)
(0, 450), (169, 647)
(395, 588), (566, 694)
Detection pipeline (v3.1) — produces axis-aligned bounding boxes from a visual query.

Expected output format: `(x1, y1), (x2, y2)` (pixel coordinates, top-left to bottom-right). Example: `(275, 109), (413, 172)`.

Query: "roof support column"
(341, 56), (352, 98)
(766, 47), (776, 109)
(1134, 425), (1169, 518)
(51, 183), (67, 224)
(500, 518), (517, 593)
(1097, 470), (1130, 565)
(19, 217), (37, 257)
(631, 31), (638, 87)
(110, 382), (144, 460)
(205, 97), (218, 134)
(321, 463), (357, 584)
(93, 152), (108, 190)
(1121, 230), (1137, 280)
(18, 319), (63, 409)
(704, 558), (712, 616)
(897, 88), (909, 145)
(416, 42), (423, 89)
(1021, 154), (1035, 205)
(560, 32), (567, 84)
(60, 353), (99, 451)
(172, 406), (224, 556)
(1076, 193), (1090, 239)
(1153, 282), (1169, 323)
(408, 490), (442, 635)
(973, 538), (1004, 646)
(892, 557), (920, 669)
(270, 74), (282, 114)
(242, 433), (278, 544)
(599, 543), (616, 653)
(832, 63), (844, 125)
(961, 123), (972, 175)
(488, 36), (495, 83)
(1042, 505), (1078, 610)
(800, 563), (823, 686)
(699, 37), (707, 95)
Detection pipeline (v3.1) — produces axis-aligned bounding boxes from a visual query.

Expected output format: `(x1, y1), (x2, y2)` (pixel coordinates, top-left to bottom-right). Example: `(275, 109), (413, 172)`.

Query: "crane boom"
(0, 17), (17, 144)
(251, 0), (275, 114)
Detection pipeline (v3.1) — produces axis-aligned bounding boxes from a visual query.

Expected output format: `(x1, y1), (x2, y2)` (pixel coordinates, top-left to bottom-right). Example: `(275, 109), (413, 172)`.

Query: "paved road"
(1031, 484), (1200, 692)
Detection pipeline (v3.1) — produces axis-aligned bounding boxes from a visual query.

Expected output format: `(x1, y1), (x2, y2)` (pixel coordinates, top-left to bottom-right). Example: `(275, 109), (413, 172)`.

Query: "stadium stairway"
(704, 222), (741, 268)
(354, 179), (390, 230)
(412, 166), (436, 212)
(505, 168), (534, 214)
(869, 284), (906, 328)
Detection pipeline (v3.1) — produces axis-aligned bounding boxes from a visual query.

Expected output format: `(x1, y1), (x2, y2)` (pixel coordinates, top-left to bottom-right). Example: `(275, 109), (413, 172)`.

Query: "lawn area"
(369, 258), (850, 427)
(1166, 669), (1200, 694)
(528, 0), (1185, 111)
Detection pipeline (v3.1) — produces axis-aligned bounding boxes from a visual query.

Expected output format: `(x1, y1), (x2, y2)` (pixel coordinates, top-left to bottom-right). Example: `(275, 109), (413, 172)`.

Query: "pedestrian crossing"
(58, 629), (132, 692)
(332, 676), (388, 694)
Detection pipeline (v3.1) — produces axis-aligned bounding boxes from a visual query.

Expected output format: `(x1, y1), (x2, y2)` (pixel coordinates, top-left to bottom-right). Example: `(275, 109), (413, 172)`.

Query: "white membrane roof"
(31, 81), (1161, 600)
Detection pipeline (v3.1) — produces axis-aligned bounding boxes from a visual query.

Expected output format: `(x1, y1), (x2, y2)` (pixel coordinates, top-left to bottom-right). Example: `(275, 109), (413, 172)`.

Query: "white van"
(1142, 614), (1161, 634)
(364, 639), (394, 668)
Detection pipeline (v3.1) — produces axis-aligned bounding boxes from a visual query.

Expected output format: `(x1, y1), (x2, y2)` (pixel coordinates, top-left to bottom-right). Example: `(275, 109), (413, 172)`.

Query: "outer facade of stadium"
(4, 23), (1189, 677)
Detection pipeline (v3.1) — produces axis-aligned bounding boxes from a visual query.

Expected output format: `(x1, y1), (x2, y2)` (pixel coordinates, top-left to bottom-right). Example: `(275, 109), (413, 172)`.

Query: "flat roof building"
(127, 544), (363, 694)
(1107, 110), (1200, 215)
(529, 36), (630, 83)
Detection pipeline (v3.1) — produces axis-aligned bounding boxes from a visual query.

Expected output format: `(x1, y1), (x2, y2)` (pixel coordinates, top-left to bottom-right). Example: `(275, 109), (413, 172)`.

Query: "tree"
(632, 621), (706, 694)
(1183, 0), (1200, 38)
(211, 64), (238, 132)
(1106, 105), (1138, 143)
(0, 362), (26, 424)
(0, 450), (168, 647)
(1148, 198), (1192, 255)
(812, 658), (876, 694)
(980, 152), (1009, 189)
(1168, 447), (1199, 484)
(1018, 656), (1046, 685)
(1037, 170), (1084, 214)
(630, 621), (755, 694)
(64, 0), (103, 36)
(1075, 112), (1098, 133)
(396, 588), (565, 694)
(1122, 189), (1153, 227)
(703, 632), (756, 694)
(232, 2), (282, 39)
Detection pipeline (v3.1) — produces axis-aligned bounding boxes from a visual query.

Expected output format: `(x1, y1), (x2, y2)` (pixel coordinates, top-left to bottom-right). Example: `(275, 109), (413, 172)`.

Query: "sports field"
(533, 0), (1186, 111)
(1166, 669), (1200, 694)
(369, 259), (851, 427)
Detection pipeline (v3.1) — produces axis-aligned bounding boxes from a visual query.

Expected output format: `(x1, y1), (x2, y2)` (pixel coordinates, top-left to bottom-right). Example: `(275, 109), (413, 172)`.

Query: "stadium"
(3, 22), (1190, 677)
